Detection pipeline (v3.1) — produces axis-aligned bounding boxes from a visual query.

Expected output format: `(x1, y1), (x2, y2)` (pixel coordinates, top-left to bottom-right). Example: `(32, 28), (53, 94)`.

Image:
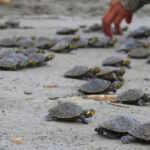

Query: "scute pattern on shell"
(117, 89), (144, 102)
(102, 56), (123, 66)
(100, 115), (140, 133)
(129, 122), (150, 141)
(64, 66), (89, 78)
(79, 79), (111, 94)
(48, 102), (83, 119)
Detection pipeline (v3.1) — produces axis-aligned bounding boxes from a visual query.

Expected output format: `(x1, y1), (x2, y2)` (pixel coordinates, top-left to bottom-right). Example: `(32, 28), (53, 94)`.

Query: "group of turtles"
(46, 102), (150, 144)
(64, 65), (126, 94)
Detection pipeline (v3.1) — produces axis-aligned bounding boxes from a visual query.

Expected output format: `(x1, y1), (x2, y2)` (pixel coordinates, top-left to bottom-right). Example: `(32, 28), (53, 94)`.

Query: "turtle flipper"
(137, 99), (145, 106)
(46, 115), (57, 121)
(121, 135), (136, 144)
(79, 115), (88, 124)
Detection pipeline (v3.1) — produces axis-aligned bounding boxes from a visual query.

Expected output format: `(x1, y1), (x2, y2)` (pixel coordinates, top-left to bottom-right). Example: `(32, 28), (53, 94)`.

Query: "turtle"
(117, 38), (137, 53)
(27, 53), (47, 67)
(116, 89), (150, 106)
(34, 37), (56, 49)
(5, 19), (20, 28)
(95, 67), (125, 82)
(0, 38), (18, 47)
(83, 23), (102, 33)
(56, 27), (78, 35)
(21, 47), (41, 56)
(102, 56), (131, 68)
(51, 37), (76, 53)
(79, 78), (120, 94)
(16, 37), (34, 48)
(88, 36), (115, 48)
(128, 26), (150, 39)
(121, 122), (150, 144)
(46, 102), (95, 124)
(128, 48), (150, 59)
(64, 66), (89, 79)
(95, 115), (140, 139)
(0, 52), (28, 70)
(70, 35), (89, 48)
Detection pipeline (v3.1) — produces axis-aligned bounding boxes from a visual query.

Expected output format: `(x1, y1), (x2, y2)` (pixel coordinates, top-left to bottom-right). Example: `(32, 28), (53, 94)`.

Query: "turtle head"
(83, 109), (96, 118)
(123, 59), (131, 68)
(112, 81), (123, 90)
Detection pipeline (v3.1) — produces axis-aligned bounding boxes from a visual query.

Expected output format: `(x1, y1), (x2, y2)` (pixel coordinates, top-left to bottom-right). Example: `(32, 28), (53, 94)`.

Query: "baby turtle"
(71, 35), (89, 48)
(96, 67), (125, 82)
(28, 53), (47, 67)
(34, 37), (56, 49)
(46, 102), (95, 124)
(0, 38), (18, 47)
(117, 38), (137, 53)
(128, 48), (150, 59)
(95, 115), (140, 139)
(83, 23), (102, 33)
(51, 37), (75, 53)
(128, 26), (150, 39)
(88, 36), (115, 48)
(64, 66), (89, 79)
(0, 52), (28, 70)
(5, 19), (20, 28)
(16, 37), (34, 48)
(117, 89), (150, 106)
(102, 56), (131, 68)
(57, 27), (78, 35)
(79, 79), (119, 94)
(121, 122), (150, 144)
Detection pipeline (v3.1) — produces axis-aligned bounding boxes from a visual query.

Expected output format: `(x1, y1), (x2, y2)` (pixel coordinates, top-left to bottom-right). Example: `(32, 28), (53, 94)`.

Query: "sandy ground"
(0, 15), (149, 150)
(0, 0), (150, 149)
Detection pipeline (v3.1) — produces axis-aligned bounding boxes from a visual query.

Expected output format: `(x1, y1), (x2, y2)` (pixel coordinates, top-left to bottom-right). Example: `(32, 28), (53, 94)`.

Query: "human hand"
(0, 0), (10, 4)
(102, 0), (132, 38)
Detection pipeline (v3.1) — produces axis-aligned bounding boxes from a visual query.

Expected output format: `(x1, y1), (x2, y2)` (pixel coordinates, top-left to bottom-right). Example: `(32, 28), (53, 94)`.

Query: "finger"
(102, 6), (113, 35)
(114, 13), (124, 35)
(103, 5), (117, 38)
(125, 13), (132, 24)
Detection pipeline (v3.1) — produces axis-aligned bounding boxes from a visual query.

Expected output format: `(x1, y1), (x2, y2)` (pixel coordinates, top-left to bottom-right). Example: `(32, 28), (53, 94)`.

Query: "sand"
(0, 1), (150, 150)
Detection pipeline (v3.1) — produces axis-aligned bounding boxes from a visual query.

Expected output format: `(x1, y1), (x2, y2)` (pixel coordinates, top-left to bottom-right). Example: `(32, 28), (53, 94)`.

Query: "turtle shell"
(96, 68), (117, 81)
(117, 89), (144, 103)
(128, 26), (150, 39)
(16, 37), (34, 48)
(97, 115), (140, 134)
(34, 37), (56, 49)
(57, 27), (78, 35)
(88, 36), (115, 48)
(48, 102), (83, 119)
(79, 79), (111, 94)
(64, 66), (89, 79)
(51, 38), (73, 53)
(28, 53), (46, 67)
(5, 19), (20, 28)
(117, 38), (137, 53)
(102, 56), (124, 66)
(128, 122), (150, 141)
(71, 36), (89, 48)
(0, 38), (18, 47)
(128, 49), (150, 59)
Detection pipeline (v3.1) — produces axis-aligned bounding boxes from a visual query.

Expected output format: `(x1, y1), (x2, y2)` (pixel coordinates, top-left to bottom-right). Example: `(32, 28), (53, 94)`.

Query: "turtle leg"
(137, 99), (145, 106)
(46, 115), (57, 121)
(78, 115), (88, 124)
(121, 135), (136, 144)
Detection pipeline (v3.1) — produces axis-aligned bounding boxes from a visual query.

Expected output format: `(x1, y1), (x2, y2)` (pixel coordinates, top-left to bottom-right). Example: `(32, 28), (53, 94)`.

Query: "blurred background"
(0, 0), (149, 18)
